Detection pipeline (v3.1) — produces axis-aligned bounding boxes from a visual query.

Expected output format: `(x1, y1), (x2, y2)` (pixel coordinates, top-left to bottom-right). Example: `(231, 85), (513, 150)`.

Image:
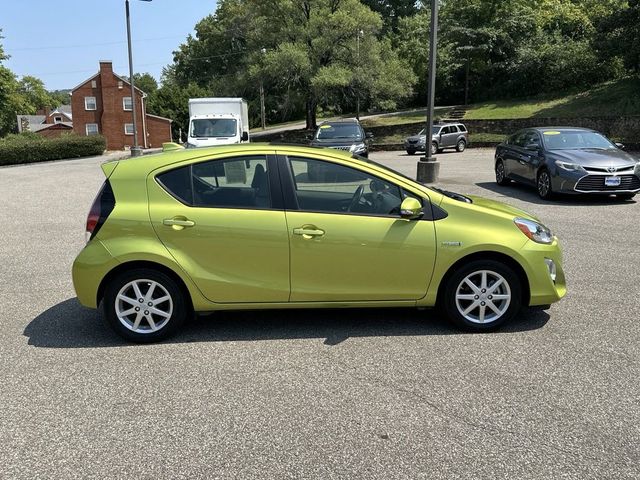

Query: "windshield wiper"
(432, 187), (472, 203)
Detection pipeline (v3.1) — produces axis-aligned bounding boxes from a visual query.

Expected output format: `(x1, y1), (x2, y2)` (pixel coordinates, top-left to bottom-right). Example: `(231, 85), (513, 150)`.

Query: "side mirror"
(615, 142), (625, 150)
(241, 131), (249, 142)
(524, 143), (540, 151)
(399, 197), (423, 220)
(365, 132), (374, 139)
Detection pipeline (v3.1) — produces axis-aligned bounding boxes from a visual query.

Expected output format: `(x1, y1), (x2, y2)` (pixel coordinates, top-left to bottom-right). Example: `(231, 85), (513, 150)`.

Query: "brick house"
(71, 61), (172, 150)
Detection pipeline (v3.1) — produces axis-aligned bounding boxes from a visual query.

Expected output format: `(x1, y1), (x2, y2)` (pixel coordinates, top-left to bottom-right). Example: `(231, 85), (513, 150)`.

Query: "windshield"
(190, 118), (237, 138)
(543, 130), (616, 150)
(418, 127), (441, 136)
(316, 124), (363, 140)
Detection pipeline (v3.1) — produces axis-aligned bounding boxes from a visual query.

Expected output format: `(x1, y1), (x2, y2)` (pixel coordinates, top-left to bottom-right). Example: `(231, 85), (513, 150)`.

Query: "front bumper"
(519, 237), (567, 306)
(552, 169), (640, 194)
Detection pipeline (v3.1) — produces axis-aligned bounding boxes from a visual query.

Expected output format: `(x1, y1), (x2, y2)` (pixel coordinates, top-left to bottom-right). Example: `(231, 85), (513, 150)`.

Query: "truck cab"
(187, 98), (249, 148)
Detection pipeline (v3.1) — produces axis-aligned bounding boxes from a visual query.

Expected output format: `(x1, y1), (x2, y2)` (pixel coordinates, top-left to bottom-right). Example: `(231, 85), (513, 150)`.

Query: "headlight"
(514, 218), (554, 244)
(350, 143), (366, 153)
(556, 161), (585, 172)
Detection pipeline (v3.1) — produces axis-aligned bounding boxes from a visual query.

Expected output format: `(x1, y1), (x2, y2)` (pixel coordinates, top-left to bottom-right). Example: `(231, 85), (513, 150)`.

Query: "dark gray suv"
(404, 123), (469, 155)
(310, 119), (373, 157)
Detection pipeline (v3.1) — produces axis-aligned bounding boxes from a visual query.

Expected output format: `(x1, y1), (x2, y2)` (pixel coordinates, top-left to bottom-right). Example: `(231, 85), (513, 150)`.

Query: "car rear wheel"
(406, 149), (416, 155)
(431, 142), (438, 155)
(495, 160), (510, 186)
(441, 260), (522, 331)
(456, 139), (466, 152)
(104, 268), (187, 343)
(537, 169), (554, 200)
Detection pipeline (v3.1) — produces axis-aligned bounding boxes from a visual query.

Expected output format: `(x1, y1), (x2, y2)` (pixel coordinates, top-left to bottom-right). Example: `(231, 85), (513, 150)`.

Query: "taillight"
(85, 181), (115, 243)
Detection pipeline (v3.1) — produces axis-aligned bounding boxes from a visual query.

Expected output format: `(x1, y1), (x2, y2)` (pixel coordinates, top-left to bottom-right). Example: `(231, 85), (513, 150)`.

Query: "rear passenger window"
(156, 155), (271, 209)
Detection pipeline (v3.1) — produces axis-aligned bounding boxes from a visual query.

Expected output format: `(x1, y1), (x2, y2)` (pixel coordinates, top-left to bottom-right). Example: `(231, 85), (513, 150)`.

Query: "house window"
(123, 97), (133, 111)
(91, 80), (97, 88)
(124, 123), (135, 135)
(54, 116), (63, 124)
(85, 97), (97, 111)
(118, 81), (123, 89)
(86, 123), (99, 136)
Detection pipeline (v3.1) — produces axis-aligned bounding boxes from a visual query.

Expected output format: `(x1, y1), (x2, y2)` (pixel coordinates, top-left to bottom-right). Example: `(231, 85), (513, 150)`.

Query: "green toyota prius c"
(72, 144), (566, 342)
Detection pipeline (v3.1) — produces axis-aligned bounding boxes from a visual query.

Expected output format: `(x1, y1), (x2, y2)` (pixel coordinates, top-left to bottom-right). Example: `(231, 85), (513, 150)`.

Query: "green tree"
(596, 0), (640, 74)
(132, 73), (159, 95)
(169, 0), (416, 129)
(18, 76), (54, 110)
(360, 0), (419, 33)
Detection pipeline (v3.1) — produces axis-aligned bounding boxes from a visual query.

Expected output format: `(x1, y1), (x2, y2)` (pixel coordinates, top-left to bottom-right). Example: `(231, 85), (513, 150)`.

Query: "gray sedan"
(494, 127), (640, 200)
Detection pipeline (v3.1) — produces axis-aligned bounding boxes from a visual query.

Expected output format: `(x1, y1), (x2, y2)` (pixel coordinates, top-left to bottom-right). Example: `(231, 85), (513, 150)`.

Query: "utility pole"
(416, 0), (440, 183)
(125, 0), (141, 157)
(260, 48), (267, 130)
(356, 29), (363, 120)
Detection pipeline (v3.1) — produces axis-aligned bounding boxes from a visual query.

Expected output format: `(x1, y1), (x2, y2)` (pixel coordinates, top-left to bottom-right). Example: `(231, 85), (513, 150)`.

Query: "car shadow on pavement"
(475, 182), (637, 206)
(25, 297), (550, 349)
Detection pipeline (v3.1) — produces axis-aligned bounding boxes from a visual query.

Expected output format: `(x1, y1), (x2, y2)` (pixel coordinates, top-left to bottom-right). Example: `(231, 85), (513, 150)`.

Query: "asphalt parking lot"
(1, 148), (639, 479)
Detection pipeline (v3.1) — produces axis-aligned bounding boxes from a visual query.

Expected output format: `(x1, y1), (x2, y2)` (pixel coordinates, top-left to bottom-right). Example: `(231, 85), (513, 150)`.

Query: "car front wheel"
(537, 169), (554, 200)
(442, 260), (522, 331)
(431, 142), (438, 155)
(104, 268), (187, 343)
(495, 160), (510, 185)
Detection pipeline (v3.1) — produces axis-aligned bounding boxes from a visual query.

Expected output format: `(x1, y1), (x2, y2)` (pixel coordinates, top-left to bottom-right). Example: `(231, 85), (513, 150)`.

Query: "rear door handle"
(293, 226), (325, 238)
(163, 217), (195, 228)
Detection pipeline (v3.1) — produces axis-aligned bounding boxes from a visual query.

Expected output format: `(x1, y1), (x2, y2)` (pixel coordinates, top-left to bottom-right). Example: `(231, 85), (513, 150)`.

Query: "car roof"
(531, 127), (596, 133)
(107, 143), (355, 174)
(318, 118), (361, 126)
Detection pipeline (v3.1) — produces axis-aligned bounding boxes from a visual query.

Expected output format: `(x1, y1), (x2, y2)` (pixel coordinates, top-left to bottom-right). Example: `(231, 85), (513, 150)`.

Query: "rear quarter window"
(157, 166), (193, 205)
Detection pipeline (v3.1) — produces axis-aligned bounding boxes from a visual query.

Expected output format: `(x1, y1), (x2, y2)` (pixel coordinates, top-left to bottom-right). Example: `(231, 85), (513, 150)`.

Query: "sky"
(1, 0), (217, 91)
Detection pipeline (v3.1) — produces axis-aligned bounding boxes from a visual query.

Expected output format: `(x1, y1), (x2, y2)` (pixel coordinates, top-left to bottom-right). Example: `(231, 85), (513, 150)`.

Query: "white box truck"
(187, 98), (250, 148)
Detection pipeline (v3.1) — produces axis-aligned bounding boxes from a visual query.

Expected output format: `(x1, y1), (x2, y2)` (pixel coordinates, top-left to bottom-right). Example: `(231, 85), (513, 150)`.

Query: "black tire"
(431, 141), (438, 155)
(495, 159), (510, 186)
(537, 169), (554, 200)
(616, 193), (636, 201)
(104, 268), (187, 343)
(441, 259), (522, 332)
(406, 149), (416, 156)
(456, 139), (467, 152)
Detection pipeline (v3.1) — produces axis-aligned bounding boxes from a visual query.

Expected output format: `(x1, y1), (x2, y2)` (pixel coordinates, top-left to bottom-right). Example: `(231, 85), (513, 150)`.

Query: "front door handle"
(293, 226), (325, 238)
(163, 217), (195, 229)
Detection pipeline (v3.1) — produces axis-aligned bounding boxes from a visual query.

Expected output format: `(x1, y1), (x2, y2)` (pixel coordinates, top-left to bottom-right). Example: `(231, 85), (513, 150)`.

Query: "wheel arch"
(435, 251), (530, 307)
(97, 260), (194, 315)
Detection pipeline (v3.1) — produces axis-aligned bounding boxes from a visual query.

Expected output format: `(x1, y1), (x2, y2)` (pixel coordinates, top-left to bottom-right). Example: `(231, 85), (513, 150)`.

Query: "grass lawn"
(364, 77), (640, 126)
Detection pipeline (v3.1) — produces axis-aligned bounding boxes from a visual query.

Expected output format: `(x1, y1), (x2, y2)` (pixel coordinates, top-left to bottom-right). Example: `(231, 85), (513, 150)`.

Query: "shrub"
(0, 133), (106, 166)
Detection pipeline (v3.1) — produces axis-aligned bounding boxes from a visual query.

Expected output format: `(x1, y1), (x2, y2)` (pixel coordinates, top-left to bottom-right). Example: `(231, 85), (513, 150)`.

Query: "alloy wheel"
(496, 162), (505, 182)
(115, 279), (173, 334)
(455, 270), (512, 324)
(457, 140), (466, 152)
(538, 171), (551, 198)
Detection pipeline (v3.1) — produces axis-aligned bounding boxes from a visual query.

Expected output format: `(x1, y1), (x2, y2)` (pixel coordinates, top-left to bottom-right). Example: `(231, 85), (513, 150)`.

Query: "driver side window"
(288, 157), (403, 216)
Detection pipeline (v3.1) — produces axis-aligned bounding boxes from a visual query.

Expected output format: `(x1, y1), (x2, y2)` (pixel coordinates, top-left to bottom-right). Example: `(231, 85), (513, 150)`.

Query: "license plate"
(605, 176), (621, 187)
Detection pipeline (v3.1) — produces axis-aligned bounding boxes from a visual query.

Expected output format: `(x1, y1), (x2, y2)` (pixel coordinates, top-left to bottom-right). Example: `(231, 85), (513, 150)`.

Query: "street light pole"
(125, 0), (151, 157)
(356, 29), (363, 120)
(417, 0), (440, 183)
(260, 48), (266, 130)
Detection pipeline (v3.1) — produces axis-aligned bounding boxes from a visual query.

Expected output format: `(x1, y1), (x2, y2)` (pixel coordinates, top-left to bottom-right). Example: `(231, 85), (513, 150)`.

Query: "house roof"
(146, 113), (173, 123)
(70, 72), (145, 95)
(30, 122), (73, 132)
(49, 106), (73, 121)
(16, 115), (46, 133)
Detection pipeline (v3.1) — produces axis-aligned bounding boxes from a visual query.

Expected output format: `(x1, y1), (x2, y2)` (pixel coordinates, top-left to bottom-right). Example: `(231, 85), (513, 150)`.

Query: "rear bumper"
(72, 239), (119, 309)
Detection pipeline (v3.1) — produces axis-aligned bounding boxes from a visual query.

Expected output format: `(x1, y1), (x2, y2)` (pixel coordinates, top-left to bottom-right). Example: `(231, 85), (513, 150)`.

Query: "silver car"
(404, 123), (470, 155)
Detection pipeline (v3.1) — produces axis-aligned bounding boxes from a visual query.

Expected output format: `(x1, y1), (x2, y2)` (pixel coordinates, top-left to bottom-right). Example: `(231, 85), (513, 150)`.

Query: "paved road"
(1, 150), (639, 479)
